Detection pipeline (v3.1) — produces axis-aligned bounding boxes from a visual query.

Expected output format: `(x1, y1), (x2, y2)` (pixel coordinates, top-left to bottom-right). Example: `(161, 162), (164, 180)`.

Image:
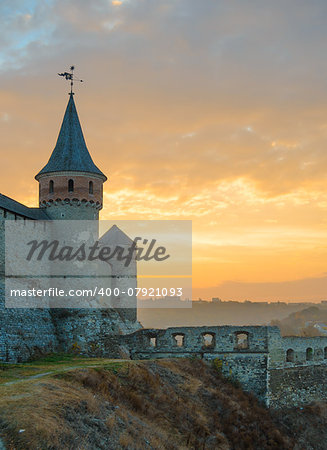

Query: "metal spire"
(58, 65), (83, 95)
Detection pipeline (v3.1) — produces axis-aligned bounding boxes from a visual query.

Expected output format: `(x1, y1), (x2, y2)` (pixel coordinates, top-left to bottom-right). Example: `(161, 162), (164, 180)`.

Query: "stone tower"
(35, 93), (107, 220)
(0, 91), (139, 363)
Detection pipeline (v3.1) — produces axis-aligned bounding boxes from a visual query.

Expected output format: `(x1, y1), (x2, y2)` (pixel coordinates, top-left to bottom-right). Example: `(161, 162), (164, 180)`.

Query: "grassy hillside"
(0, 356), (326, 449)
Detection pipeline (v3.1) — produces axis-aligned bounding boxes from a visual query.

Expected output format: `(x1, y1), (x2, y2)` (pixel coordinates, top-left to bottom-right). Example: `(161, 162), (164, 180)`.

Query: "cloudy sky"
(2, 0), (327, 301)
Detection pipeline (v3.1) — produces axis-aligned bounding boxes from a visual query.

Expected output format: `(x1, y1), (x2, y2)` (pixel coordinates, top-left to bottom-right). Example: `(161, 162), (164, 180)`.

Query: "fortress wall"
(124, 326), (327, 407)
(99, 228), (138, 322)
(0, 209), (6, 308)
(266, 326), (285, 365)
(206, 353), (269, 404)
(0, 275), (5, 360)
(269, 365), (327, 408)
(0, 211), (58, 362)
(280, 336), (327, 365)
(51, 308), (141, 357)
(0, 209), (139, 362)
(51, 309), (107, 356)
(124, 326), (273, 403)
(3, 308), (58, 362)
(124, 325), (272, 354)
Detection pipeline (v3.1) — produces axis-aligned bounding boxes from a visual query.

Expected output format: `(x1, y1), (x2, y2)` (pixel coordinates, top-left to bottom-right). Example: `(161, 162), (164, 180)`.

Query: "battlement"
(280, 336), (327, 365)
(121, 325), (327, 407)
(122, 325), (327, 366)
(123, 325), (271, 356)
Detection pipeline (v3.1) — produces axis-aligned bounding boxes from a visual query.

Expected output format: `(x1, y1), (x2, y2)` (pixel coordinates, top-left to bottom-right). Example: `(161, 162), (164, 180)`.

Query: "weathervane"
(58, 66), (83, 94)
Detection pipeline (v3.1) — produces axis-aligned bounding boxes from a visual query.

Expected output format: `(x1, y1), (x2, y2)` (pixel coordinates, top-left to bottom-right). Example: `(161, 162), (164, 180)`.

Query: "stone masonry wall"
(279, 336), (327, 365)
(0, 205), (140, 362)
(122, 326), (271, 403)
(122, 326), (327, 408)
(269, 365), (327, 408)
(51, 308), (140, 357)
(0, 209), (59, 362)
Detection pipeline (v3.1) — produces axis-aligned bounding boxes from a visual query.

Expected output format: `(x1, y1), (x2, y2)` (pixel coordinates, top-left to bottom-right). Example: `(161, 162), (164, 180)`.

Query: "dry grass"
(0, 379), (100, 448)
(0, 355), (127, 384)
(0, 357), (315, 449)
(272, 401), (327, 450)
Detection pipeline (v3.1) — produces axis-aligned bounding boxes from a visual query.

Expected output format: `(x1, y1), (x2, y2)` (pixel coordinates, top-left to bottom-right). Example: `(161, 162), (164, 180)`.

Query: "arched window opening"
(235, 332), (249, 350)
(173, 334), (185, 347)
(89, 181), (94, 195)
(202, 333), (215, 348)
(286, 348), (295, 362)
(149, 337), (157, 347)
(49, 180), (54, 194)
(306, 347), (313, 361)
(68, 179), (74, 193)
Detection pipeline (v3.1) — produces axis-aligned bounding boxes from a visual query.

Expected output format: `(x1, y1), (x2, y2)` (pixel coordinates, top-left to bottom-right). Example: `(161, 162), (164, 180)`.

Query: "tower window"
(89, 181), (94, 195)
(49, 180), (54, 194)
(68, 179), (74, 192)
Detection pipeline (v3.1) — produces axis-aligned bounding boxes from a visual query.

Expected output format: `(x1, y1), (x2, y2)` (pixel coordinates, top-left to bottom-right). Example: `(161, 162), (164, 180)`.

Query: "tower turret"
(35, 94), (107, 220)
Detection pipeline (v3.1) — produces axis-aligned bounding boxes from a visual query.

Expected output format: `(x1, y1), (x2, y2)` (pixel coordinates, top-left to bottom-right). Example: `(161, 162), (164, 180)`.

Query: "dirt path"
(0, 360), (128, 387)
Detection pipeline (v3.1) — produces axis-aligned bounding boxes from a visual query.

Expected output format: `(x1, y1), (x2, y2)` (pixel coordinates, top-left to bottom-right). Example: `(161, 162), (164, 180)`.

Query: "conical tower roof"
(35, 94), (106, 180)
(100, 225), (134, 246)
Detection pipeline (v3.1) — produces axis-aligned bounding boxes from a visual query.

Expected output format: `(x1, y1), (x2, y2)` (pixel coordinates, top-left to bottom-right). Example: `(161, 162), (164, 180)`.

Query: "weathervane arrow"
(58, 65), (83, 94)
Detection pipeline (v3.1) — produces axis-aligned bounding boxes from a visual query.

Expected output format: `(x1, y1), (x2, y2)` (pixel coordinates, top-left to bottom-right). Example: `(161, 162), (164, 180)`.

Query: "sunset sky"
(2, 0), (327, 301)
